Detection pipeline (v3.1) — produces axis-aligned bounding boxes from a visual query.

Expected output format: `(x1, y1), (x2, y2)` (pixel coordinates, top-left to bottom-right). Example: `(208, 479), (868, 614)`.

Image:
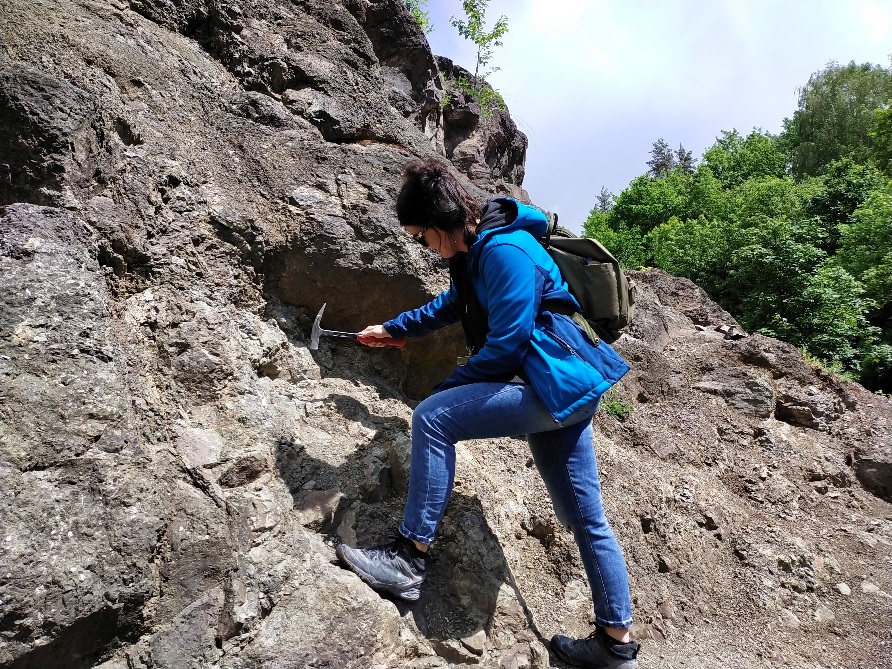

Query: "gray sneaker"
(551, 628), (639, 668)
(335, 535), (428, 601)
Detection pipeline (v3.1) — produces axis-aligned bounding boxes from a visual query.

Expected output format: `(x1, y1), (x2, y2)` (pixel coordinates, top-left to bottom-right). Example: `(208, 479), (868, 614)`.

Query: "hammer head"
(309, 303), (326, 350)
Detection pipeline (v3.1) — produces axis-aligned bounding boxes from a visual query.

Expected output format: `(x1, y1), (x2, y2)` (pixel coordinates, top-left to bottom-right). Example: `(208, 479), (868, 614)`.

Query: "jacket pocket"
(544, 313), (630, 385)
(523, 321), (627, 422)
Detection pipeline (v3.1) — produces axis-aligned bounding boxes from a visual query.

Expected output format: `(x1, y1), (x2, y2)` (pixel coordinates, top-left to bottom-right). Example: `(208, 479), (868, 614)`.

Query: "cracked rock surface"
(1, 1), (891, 668)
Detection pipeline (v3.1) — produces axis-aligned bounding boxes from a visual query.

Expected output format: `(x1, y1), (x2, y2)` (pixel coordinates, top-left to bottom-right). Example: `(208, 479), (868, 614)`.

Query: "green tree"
(722, 218), (827, 333)
(608, 170), (691, 235)
(685, 166), (730, 221)
(675, 144), (696, 173)
(781, 61), (892, 178)
(837, 184), (892, 384)
(404, 0), (434, 34)
(647, 216), (734, 291)
(587, 61), (892, 389)
(646, 138), (675, 177)
(728, 175), (816, 227)
(769, 262), (884, 374)
(595, 186), (614, 213)
(838, 184), (892, 303)
(805, 159), (885, 251)
(868, 103), (892, 176)
(583, 211), (649, 269)
(701, 129), (787, 189)
(450, 0), (508, 117)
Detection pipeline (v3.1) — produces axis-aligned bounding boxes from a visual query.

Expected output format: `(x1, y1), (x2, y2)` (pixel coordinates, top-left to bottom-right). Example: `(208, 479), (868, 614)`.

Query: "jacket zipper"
(545, 326), (600, 377)
(542, 327), (601, 425)
(545, 327), (579, 357)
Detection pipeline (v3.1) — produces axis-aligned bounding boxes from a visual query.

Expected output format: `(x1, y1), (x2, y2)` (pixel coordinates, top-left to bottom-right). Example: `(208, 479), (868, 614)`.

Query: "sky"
(422, 0), (892, 233)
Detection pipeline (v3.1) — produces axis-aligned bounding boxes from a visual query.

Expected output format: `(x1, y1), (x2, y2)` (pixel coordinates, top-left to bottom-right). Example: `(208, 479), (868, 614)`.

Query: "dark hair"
(396, 158), (479, 239)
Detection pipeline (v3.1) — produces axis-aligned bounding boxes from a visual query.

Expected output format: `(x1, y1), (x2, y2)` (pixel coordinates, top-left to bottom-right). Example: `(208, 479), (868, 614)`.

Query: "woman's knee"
(551, 498), (580, 531)
(545, 475), (608, 535)
(412, 396), (440, 433)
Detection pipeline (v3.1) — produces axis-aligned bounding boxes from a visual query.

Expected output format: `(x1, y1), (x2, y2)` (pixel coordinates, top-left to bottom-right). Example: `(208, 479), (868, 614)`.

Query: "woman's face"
(404, 225), (467, 259)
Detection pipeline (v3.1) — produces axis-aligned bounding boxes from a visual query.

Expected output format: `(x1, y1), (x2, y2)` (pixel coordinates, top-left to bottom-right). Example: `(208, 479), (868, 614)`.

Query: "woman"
(335, 157), (640, 669)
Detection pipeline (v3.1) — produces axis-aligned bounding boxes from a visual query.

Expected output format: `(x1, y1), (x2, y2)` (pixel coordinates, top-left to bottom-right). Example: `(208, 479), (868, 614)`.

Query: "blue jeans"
(399, 382), (634, 629)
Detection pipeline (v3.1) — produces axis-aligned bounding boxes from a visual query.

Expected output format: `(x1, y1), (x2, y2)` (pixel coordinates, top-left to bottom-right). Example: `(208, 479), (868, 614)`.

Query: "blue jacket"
(384, 198), (629, 423)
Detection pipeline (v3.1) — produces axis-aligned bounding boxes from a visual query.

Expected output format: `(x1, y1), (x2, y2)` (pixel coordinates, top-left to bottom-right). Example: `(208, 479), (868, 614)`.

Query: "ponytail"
(396, 157), (479, 236)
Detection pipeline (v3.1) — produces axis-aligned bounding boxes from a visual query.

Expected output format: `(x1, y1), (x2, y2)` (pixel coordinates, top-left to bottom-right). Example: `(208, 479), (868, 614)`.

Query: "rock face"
(1, 2), (891, 669)
(436, 56), (529, 200)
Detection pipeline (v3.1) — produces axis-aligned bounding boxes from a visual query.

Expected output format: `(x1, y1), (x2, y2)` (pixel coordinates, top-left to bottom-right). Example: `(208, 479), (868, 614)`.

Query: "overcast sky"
(422, 0), (892, 232)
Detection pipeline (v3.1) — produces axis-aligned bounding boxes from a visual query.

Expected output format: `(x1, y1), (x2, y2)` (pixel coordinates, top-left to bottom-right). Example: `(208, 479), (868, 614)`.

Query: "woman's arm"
(357, 286), (461, 345)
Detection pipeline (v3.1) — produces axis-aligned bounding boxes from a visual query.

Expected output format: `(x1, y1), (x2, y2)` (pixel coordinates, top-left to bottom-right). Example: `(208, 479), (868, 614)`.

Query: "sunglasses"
(411, 227), (429, 248)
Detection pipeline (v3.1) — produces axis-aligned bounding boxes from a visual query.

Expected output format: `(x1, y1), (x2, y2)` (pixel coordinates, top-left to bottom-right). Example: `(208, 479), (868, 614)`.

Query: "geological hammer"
(309, 303), (405, 351)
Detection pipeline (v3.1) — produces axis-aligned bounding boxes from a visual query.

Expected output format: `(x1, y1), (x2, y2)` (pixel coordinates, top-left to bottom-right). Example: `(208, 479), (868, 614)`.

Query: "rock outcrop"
(436, 56), (529, 199)
(1, 2), (890, 668)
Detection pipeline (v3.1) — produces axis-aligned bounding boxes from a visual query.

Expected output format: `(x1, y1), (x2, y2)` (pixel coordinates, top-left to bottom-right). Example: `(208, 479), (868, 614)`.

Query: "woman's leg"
(528, 421), (633, 630)
(339, 382), (566, 600)
(399, 382), (588, 545)
(337, 380), (618, 608)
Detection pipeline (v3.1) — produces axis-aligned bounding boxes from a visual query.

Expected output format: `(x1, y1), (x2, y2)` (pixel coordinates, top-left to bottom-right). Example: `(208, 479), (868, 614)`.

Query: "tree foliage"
(608, 171), (691, 234)
(781, 61), (892, 178)
(449, 0), (508, 118)
(646, 138), (675, 177)
(701, 129), (787, 188)
(583, 212), (649, 270)
(838, 185), (892, 307)
(647, 216), (732, 289)
(595, 186), (614, 213)
(675, 143), (696, 173)
(868, 103), (892, 176)
(582, 62), (892, 389)
(644, 138), (695, 177)
(805, 159), (885, 251)
(404, 0), (433, 34)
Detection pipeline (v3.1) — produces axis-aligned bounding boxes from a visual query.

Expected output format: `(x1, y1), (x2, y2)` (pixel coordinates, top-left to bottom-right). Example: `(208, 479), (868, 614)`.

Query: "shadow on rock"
(273, 393), (514, 657)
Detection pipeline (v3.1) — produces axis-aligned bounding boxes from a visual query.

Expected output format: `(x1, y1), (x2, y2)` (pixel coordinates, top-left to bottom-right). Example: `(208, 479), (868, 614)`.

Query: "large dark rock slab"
(0, 206), (161, 667)
(694, 367), (775, 418)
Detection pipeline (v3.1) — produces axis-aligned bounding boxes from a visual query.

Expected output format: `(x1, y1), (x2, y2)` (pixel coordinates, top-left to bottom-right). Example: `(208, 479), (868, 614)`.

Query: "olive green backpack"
(540, 212), (637, 344)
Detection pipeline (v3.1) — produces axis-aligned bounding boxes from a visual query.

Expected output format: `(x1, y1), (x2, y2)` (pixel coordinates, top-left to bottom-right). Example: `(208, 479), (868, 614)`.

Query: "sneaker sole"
(335, 545), (422, 602)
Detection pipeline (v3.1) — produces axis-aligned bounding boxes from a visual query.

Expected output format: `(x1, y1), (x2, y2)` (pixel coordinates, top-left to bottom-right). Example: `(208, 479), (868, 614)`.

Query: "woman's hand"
(358, 324), (393, 347)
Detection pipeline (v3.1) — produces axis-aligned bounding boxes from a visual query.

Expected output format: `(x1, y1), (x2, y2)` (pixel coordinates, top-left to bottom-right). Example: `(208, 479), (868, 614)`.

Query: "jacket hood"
(474, 198), (548, 244)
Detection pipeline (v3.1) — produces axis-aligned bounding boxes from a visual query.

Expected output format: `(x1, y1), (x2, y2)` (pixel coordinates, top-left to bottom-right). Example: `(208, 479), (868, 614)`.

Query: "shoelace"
(364, 534), (416, 559)
(362, 542), (402, 560)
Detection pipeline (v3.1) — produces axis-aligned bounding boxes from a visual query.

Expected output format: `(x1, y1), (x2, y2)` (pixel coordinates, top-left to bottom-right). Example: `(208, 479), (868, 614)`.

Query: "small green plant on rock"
(404, 0), (433, 34)
(601, 391), (632, 421)
(450, 0), (508, 118)
(453, 75), (506, 118)
(799, 347), (857, 382)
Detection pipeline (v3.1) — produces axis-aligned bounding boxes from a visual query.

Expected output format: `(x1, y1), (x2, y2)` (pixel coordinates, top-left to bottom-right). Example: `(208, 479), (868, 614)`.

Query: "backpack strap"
(540, 299), (602, 347)
(541, 211), (557, 247)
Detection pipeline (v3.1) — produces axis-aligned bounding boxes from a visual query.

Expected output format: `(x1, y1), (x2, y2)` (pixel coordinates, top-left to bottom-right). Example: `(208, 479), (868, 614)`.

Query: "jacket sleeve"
(435, 241), (545, 390)
(383, 285), (462, 338)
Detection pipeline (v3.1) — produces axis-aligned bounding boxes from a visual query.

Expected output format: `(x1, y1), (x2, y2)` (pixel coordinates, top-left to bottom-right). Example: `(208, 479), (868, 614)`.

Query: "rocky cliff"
(1, 1), (890, 668)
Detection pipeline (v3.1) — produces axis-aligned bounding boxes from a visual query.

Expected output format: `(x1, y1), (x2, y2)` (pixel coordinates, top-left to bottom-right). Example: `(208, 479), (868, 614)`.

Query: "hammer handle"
(323, 330), (360, 339)
(356, 334), (405, 348)
(323, 330), (405, 348)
